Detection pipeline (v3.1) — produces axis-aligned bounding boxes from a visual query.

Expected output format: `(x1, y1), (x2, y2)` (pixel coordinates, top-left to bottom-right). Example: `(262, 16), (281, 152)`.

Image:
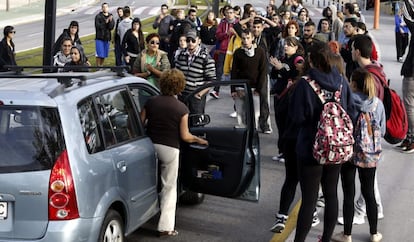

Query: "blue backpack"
(353, 98), (382, 168)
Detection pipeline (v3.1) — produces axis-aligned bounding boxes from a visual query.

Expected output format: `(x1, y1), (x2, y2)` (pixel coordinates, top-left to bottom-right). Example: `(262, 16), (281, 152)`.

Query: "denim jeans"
(213, 52), (226, 92)
(179, 92), (207, 115)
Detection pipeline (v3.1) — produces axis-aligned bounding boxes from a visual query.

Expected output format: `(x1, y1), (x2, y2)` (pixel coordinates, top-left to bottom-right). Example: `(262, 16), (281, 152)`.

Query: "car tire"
(179, 191), (205, 205)
(99, 209), (125, 242)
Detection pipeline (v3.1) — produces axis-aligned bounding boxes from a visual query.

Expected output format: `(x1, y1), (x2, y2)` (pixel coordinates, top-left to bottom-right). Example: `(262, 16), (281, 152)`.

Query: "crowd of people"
(147, 1), (411, 241)
(1, 1), (414, 241)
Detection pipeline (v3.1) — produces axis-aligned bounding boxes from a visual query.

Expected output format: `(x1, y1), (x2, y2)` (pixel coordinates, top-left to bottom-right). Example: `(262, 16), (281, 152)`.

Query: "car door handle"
(189, 144), (208, 150)
(116, 160), (127, 173)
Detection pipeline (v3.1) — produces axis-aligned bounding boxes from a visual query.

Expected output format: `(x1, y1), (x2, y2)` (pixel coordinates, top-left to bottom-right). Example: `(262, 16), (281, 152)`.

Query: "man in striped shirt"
(175, 30), (216, 114)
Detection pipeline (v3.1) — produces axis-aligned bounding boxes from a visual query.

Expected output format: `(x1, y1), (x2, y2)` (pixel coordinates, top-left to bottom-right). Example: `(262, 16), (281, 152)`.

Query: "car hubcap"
(104, 220), (123, 242)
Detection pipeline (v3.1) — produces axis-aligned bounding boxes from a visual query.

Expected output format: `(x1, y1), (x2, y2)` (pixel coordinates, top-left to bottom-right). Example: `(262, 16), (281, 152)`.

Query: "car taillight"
(48, 150), (79, 220)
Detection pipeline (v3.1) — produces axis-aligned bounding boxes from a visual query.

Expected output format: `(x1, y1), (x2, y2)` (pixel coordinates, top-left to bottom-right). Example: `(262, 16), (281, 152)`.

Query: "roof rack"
(0, 66), (132, 98)
(1, 66), (129, 87)
(3, 65), (128, 75)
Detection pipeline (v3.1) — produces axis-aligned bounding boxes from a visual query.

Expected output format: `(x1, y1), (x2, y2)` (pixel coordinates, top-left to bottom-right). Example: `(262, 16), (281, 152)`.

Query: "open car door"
(180, 80), (260, 202)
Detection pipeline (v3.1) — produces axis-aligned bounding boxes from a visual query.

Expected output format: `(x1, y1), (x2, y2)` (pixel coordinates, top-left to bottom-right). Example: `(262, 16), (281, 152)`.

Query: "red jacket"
(215, 18), (238, 53)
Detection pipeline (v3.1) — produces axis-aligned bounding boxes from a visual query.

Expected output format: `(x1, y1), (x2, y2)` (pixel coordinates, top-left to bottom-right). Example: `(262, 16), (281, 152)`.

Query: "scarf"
(242, 46), (255, 57)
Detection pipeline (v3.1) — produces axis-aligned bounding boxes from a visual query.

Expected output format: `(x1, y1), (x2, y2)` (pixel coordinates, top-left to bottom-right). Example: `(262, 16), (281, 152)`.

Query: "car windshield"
(0, 106), (65, 173)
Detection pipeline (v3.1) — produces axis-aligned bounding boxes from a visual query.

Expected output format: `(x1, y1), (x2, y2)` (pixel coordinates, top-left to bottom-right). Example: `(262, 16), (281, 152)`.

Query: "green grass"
(16, 0), (214, 68)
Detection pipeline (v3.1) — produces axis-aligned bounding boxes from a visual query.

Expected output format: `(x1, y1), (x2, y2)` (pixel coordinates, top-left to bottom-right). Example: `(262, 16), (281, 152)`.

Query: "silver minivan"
(0, 70), (260, 242)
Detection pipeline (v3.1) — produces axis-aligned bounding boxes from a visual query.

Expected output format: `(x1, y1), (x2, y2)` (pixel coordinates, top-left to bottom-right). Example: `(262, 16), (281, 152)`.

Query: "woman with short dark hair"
(140, 68), (208, 237)
(0, 25), (17, 72)
(132, 33), (170, 87)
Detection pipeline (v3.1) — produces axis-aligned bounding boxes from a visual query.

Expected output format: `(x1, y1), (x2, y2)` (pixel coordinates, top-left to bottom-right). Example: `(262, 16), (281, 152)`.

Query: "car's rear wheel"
(179, 191), (205, 205)
(99, 209), (125, 242)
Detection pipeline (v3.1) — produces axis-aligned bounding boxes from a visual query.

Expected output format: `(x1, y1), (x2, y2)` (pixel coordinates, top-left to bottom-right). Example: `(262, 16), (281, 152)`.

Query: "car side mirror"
(189, 114), (210, 127)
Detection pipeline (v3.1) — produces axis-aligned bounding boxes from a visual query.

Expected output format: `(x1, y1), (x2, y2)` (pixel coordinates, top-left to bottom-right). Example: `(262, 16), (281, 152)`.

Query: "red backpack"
(366, 65), (408, 144)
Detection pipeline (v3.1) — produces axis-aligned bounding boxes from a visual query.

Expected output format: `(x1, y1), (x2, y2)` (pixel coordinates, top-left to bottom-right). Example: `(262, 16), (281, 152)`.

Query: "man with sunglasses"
(175, 31), (216, 114)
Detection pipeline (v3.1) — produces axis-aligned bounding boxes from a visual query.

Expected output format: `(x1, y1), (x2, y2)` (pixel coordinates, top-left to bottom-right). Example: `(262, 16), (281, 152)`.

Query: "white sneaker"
(312, 211), (320, 227)
(272, 153), (285, 163)
(337, 215), (365, 225)
(229, 111), (237, 118)
(209, 91), (219, 99)
(316, 196), (325, 208)
(331, 231), (352, 242)
(370, 232), (382, 242)
(269, 213), (288, 233)
(378, 213), (384, 220)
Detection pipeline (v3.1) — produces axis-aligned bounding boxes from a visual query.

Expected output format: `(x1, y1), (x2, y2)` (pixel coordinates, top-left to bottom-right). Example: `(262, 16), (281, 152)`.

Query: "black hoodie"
(289, 67), (357, 165)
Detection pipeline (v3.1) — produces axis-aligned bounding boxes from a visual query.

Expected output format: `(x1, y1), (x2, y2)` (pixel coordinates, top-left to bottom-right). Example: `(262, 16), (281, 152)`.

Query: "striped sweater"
(175, 47), (216, 93)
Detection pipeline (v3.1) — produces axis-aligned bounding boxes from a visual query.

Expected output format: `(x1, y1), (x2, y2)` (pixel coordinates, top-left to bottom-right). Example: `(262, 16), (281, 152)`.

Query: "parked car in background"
(0, 69), (260, 242)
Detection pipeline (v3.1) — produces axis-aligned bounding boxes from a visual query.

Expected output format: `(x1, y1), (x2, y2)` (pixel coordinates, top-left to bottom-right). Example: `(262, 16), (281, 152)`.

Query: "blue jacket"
(289, 67), (357, 165)
(395, 14), (409, 34)
(353, 92), (386, 137)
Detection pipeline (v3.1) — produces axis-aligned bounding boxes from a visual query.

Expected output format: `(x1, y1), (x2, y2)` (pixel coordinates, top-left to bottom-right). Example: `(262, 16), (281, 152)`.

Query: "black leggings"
(278, 139), (299, 215)
(294, 163), (341, 242)
(341, 162), (378, 235)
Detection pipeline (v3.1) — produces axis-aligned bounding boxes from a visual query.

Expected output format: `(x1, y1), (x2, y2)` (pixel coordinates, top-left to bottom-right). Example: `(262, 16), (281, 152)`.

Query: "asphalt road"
(126, 87), (286, 242)
(13, 0), (163, 51)
(8, 0), (414, 241)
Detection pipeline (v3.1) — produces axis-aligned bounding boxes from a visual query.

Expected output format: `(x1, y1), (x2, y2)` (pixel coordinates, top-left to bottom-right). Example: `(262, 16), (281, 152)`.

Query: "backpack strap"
(333, 83), (343, 103)
(306, 76), (326, 103)
(305, 76), (343, 104)
(360, 98), (378, 136)
(366, 65), (389, 88)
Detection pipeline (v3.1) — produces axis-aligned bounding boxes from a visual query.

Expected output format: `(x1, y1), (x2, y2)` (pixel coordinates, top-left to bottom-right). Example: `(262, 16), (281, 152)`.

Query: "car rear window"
(0, 106), (65, 173)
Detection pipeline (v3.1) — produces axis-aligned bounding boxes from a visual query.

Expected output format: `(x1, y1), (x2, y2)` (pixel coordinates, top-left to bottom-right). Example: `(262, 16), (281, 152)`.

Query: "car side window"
(129, 87), (157, 114)
(78, 98), (104, 153)
(95, 88), (140, 146)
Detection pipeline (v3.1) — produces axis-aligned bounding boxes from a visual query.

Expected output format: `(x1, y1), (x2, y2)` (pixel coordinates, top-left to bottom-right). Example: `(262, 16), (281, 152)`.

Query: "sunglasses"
(186, 37), (197, 43)
(149, 40), (160, 45)
(9, 31), (16, 34)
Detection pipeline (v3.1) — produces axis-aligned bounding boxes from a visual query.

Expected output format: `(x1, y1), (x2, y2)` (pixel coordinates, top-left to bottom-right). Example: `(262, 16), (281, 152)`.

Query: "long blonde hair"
(351, 68), (376, 99)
